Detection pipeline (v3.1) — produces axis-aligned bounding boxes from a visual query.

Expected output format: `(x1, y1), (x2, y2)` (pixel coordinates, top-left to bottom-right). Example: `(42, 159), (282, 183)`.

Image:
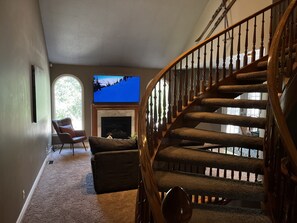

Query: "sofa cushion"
(60, 125), (75, 137)
(89, 136), (137, 154)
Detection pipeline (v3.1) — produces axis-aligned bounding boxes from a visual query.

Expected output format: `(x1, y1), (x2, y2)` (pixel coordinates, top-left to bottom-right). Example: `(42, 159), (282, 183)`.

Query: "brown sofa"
(88, 136), (139, 194)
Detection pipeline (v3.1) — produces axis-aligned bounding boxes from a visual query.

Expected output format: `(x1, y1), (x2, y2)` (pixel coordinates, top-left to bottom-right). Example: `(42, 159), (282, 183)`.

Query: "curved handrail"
(266, 0), (297, 221)
(138, 0), (288, 222)
(267, 0), (297, 173)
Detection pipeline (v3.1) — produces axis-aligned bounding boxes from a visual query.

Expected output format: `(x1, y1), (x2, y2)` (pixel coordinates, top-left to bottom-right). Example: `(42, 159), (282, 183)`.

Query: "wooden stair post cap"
(162, 186), (193, 223)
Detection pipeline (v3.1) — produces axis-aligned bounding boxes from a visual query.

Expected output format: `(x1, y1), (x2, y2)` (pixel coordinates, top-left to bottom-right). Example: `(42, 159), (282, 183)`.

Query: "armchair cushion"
(59, 125), (75, 137)
(89, 136), (137, 154)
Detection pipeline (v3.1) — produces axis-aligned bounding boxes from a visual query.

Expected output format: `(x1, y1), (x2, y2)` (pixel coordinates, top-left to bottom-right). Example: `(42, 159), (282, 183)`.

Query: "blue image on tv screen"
(93, 75), (140, 103)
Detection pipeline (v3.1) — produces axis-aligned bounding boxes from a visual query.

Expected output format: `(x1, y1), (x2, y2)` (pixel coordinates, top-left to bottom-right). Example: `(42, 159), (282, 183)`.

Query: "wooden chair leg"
(59, 144), (64, 154)
(82, 141), (87, 151)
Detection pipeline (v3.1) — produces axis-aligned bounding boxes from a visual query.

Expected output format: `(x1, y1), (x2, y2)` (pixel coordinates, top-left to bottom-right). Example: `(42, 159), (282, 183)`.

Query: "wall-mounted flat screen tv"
(93, 75), (140, 103)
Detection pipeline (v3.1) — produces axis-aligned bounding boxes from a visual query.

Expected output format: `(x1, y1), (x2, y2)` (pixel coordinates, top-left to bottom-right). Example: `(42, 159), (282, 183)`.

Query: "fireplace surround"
(92, 104), (138, 137)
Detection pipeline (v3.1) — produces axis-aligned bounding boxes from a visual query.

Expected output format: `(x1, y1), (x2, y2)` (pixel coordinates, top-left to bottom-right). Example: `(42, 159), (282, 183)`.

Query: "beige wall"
(0, 0), (51, 222)
(185, 0), (272, 50)
(50, 64), (160, 136)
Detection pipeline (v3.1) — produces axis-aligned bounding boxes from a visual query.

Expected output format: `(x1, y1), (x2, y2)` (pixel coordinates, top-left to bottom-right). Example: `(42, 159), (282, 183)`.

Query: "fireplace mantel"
(91, 104), (139, 137)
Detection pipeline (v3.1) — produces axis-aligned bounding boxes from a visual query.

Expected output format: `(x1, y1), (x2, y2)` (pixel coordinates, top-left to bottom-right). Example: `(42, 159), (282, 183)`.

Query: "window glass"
(226, 96), (241, 134)
(53, 75), (83, 129)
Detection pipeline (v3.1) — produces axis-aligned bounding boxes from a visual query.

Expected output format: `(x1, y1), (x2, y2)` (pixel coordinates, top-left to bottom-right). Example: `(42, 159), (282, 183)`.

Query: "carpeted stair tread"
(257, 60), (268, 69)
(178, 140), (204, 146)
(236, 70), (267, 81)
(184, 112), (266, 128)
(190, 204), (271, 223)
(155, 171), (264, 201)
(171, 128), (263, 149)
(200, 98), (267, 109)
(217, 83), (267, 93)
(156, 146), (263, 173)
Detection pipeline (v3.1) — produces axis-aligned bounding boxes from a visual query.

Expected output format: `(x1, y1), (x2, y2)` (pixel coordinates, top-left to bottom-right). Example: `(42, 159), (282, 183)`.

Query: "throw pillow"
(89, 136), (137, 154)
(60, 125), (75, 138)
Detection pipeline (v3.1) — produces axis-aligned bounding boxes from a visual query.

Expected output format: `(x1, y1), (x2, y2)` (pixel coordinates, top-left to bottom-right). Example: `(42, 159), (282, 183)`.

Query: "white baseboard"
(16, 154), (49, 223)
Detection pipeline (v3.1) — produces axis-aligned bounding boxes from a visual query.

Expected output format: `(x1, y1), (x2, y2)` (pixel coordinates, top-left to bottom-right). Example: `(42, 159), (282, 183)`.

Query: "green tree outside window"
(54, 76), (82, 129)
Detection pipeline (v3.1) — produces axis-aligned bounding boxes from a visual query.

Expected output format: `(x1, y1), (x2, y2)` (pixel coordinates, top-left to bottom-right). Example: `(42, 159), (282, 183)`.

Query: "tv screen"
(93, 75), (140, 103)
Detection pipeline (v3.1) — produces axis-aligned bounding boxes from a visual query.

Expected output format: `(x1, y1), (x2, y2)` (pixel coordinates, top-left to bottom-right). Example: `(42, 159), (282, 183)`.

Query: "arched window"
(52, 75), (83, 129)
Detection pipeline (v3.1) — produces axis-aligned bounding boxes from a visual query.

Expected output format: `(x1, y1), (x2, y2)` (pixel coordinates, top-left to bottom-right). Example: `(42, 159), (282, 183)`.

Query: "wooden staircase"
(136, 1), (297, 222)
(154, 58), (269, 223)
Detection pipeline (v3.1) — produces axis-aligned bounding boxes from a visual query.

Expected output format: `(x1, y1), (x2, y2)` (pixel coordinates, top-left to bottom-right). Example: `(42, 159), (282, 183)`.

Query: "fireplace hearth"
(101, 116), (132, 139)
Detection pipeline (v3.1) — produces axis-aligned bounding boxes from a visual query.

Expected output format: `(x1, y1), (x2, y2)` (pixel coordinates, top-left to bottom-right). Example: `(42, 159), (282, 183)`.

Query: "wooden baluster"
(260, 12), (265, 58)
(229, 28), (234, 76)
(236, 24), (242, 70)
(178, 62), (183, 112)
(231, 147), (234, 179)
(239, 147), (243, 180)
(268, 8), (273, 50)
(201, 195), (205, 203)
(294, 8), (297, 52)
(158, 81), (162, 135)
(146, 100), (150, 129)
(277, 3), (282, 29)
(149, 94), (153, 138)
(190, 52), (194, 101)
(223, 148), (227, 181)
(216, 157), (220, 176)
(279, 30), (286, 92)
(255, 150), (260, 182)
(216, 36), (220, 83)
(193, 165), (199, 204)
(173, 65), (177, 118)
(209, 165), (213, 179)
(247, 146), (251, 181)
(167, 70), (172, 124)
(223, 33), (227, 79)
(244, 20), (249, 66)
(202, 45), (207, 92)
(208, 41), (213, 89)
(196, 48), (201, 95)
(194, 195), (198, 204)
(146, 102), (153, 151)
(287, 14), (294, 77)
(153, 88), (158, 144)
(252, 16), (257, 62)
(184, 57), (189, 106)
(162, 75), (167, 130)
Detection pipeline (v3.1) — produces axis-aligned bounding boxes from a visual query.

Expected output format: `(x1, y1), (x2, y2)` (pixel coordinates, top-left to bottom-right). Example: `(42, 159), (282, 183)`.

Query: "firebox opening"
(101, 116), (132, 139)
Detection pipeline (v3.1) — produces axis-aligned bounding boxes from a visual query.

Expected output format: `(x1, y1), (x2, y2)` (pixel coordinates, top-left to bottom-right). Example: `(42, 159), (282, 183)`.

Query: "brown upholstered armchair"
(52, 118), (87, 155)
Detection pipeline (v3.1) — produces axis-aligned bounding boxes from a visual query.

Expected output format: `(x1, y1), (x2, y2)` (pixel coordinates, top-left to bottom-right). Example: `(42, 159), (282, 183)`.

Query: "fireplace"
(101, 116), (132, 138)
(92, 104), (138, 137)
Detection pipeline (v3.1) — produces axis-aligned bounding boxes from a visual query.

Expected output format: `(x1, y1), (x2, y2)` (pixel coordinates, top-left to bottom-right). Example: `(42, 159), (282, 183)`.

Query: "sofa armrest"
(91, 149), (139, 193)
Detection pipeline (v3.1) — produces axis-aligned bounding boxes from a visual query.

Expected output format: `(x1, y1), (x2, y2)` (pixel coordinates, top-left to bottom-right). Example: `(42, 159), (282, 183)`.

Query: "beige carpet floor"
(22, 148), (137, 223)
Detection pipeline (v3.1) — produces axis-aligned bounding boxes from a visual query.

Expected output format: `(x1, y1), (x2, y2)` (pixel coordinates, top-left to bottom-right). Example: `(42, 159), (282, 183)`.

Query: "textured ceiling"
(39, 0), (208, 68)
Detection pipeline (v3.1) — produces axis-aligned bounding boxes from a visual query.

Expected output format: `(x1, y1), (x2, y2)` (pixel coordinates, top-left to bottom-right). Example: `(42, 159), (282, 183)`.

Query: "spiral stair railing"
(137, 1), (290, 222)
(266, 0), (297, 222)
